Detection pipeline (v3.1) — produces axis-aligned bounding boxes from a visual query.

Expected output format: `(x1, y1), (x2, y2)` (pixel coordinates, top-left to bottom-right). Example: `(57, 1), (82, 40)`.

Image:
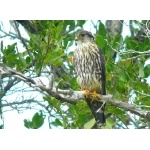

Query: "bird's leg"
(83, 89), (90, 98)
(91, 91), (101, 101)
(83, 89), (101, 101)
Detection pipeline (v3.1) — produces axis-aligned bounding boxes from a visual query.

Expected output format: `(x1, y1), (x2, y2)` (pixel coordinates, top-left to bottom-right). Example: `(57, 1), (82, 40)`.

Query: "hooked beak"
(75, 34), (82, 46)
(75, 35), (79, 41)
(75, 35), (79, 46)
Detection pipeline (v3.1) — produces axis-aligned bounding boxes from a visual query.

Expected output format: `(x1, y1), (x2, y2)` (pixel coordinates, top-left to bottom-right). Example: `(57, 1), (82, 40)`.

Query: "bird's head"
(75, 30), (94, 46)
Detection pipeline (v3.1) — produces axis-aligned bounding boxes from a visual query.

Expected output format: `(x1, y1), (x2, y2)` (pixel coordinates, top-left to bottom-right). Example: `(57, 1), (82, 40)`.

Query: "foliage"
(0, 20), (150, 129)
(24, 111), (45, 129)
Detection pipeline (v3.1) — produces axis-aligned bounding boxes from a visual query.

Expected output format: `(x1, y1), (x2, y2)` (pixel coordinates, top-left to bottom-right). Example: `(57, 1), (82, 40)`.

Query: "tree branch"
(105, 20), (123, 38)
(0, 63), (150, 120)
(13, 21), (34, 64)
(105, 39), (150, 61)
(16, 20), (39, 34)
(0, 25), (29, 42)
(0, 99), (51, 114)
(105, 39), (150, 55)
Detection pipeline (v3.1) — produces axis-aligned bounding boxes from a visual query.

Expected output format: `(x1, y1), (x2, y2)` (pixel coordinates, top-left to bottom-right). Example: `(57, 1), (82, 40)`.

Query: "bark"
(105, 20), (123, 38)
(105, 20), (124, 60)
(130, 20), (150, 42)
(1, 63), (150, 120)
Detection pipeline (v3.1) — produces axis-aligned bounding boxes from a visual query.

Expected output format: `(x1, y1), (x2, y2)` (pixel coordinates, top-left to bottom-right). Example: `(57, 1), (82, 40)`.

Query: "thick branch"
(0, 63), (150, 120)
(102, 95), (150, 119)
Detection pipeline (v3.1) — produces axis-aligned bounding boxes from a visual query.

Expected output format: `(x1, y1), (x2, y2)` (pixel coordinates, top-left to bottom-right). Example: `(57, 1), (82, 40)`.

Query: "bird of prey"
(73, 30), (106, 128)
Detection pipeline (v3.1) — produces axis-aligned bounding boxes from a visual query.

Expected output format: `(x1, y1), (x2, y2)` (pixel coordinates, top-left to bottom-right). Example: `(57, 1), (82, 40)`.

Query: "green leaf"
(77, 20), (86, 27)
(0, 124), (3, 129)
(97, 23), (106, 38)
(26, 56), (31, 64)
(144, 64), (150, 78)
(31, 111), (45, 129)
(139, 63), (144, 78)
(127, 39), (138, 50)
(4, 43), (17, 55)
(51, 118), (63, 127)
(28, 33), (41, 48)
(35, 61), (42, 75)
(67, 40), (74, 48)
(113, 108), (124, 115)
(77, 114), (87, 125)
(112, 34), (123, 49)
(54, 58), (64, 66)
(24, 119), (33, 129)
(96, 35), (105, 48)
(102, 118), (115, 129)
(68, 20), (75, 31)
(84, 118), (95, 129)
(1, 40), (3, 51)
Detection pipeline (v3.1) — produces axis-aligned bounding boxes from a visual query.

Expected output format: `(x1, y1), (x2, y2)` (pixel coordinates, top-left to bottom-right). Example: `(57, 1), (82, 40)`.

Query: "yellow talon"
(84, 89), (90, 98)
(90, 91), (101, 101)
(91, 91), (101, 99)
(83, 89), (101, 101)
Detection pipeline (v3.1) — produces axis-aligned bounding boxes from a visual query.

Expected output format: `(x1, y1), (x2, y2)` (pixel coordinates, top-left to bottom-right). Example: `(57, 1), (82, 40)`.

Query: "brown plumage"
(73, 30), (106, 128)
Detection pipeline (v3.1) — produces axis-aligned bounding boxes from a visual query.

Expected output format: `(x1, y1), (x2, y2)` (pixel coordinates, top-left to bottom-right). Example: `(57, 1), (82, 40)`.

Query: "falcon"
(73, 30), (106, 128)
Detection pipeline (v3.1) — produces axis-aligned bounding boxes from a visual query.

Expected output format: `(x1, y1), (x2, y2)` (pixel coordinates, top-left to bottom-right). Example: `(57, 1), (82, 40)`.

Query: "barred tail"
(86, 98), (105, 128)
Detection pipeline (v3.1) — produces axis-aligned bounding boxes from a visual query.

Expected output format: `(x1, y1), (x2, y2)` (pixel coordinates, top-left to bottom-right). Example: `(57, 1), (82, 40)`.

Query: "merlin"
(73, 30), (106, 128)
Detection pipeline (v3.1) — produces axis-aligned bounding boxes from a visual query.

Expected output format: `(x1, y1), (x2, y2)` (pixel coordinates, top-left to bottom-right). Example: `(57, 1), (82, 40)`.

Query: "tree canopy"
(0, 20), (150, 129)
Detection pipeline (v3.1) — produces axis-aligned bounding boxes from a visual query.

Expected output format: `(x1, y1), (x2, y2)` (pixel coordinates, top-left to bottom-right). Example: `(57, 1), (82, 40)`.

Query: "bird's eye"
(76, 34), (82, 39)
(78, 34), (83, 38)
(80, 34), (85, 37)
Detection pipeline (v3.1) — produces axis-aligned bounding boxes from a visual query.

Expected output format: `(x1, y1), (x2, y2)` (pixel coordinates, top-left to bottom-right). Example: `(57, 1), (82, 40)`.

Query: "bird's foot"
(83, 90), (101, 101)
(84, 89), (90, 98)
(91, 91), (101, 101)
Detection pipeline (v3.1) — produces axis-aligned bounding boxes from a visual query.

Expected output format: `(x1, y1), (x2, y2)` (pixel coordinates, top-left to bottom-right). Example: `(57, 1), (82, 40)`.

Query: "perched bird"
(73, 30), (106, 128)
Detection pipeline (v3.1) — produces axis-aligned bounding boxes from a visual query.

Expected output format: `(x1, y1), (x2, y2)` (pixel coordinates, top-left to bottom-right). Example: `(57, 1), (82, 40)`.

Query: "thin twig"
(0, 99), (51, 114)
(13, 21), (34, 67)
(105, 39), (150, 55)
